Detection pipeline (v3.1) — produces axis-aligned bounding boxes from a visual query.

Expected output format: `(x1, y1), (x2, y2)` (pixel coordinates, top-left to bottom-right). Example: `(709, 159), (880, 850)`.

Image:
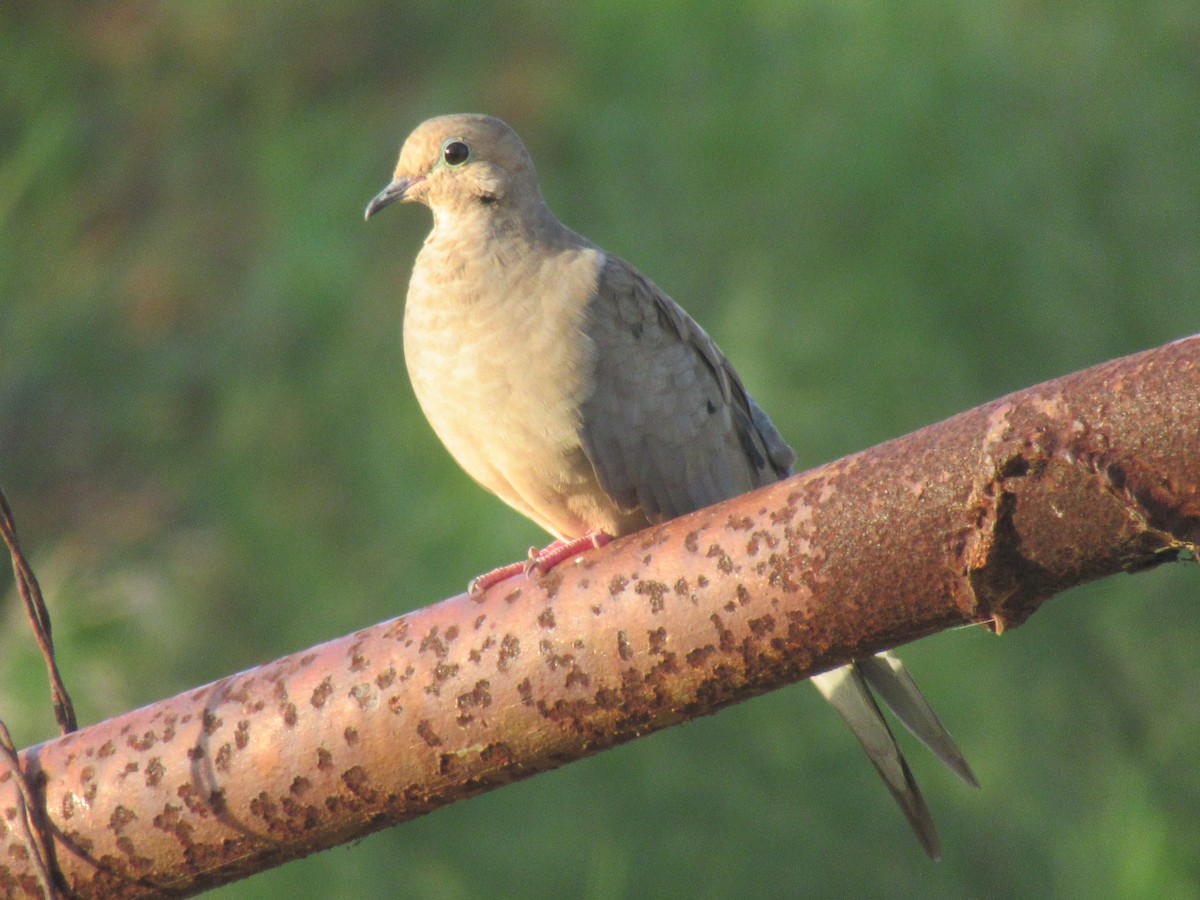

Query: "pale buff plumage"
(366, 114), (976, 858)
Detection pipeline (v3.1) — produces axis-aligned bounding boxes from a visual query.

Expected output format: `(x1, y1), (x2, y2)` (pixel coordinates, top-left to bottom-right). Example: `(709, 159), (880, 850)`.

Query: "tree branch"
(2, 337), (1197, 898)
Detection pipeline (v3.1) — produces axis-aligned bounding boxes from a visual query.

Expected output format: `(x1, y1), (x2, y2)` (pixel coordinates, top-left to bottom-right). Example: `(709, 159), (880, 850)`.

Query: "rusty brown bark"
(2, 337), (1198, 897)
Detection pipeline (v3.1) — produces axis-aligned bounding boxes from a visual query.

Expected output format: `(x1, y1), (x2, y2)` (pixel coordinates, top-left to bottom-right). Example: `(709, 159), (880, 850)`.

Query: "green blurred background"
(3, 2), (1199, 897)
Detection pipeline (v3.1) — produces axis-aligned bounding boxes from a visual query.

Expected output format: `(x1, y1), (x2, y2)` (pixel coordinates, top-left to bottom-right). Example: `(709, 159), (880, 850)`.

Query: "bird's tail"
(810, 653), (977, 860)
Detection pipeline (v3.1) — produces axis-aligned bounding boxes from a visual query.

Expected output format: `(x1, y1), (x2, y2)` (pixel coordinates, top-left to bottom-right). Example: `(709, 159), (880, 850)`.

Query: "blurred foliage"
(2, 1), (1199, 897)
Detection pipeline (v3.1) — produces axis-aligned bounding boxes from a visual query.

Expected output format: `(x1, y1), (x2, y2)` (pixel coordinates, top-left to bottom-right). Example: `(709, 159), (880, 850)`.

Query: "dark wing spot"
(734, 407), (767, 470)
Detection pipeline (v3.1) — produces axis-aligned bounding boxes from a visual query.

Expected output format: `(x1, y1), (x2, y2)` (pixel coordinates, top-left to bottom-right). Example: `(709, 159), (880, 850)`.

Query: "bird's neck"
(427, 198), (579, 256)
(409, 202), (601, 321)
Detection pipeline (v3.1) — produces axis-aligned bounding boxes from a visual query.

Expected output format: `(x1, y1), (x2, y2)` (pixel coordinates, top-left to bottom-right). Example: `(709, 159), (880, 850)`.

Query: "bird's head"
(364, 114), (540, 222)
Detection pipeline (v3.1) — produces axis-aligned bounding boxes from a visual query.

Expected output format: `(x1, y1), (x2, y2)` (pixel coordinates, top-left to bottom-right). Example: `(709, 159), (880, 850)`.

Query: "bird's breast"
(402, 242), (620, 537)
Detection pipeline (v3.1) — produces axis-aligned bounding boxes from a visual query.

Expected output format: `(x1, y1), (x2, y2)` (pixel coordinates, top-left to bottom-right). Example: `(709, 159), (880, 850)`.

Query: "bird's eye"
(442, 140), (470, 167)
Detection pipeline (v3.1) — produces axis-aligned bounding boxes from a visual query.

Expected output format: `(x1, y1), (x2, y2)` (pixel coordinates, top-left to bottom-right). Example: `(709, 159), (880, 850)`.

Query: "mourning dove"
(365, 114), (977, 858)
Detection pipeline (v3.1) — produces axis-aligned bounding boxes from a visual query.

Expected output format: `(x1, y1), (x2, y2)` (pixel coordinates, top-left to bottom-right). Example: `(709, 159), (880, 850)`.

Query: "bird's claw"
(468, 532), (613, 594)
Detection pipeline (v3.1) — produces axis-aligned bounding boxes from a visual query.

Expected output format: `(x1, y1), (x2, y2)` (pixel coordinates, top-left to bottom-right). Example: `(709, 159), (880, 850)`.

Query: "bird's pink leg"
(468, 531), (613, 593)
(526, 532), (613, 573)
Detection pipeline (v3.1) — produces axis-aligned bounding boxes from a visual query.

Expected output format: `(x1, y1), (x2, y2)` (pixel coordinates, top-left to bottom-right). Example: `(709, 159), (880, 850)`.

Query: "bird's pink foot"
(468, 560), (527, 594)
(469, 531), (613, 593)
(524, 532), (612, 574)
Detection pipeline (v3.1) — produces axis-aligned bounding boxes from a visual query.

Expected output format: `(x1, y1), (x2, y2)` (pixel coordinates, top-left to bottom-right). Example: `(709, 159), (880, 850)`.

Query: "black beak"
(364, 176), (418, 221)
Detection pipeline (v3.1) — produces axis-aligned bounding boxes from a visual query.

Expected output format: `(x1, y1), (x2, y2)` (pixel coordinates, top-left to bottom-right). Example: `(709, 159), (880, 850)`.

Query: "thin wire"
(0, 718), (60, 898)
(0, 488), (76, 733)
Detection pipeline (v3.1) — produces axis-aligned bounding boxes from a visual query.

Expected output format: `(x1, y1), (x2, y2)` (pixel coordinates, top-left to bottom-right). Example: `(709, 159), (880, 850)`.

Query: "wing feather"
(579, 255), (794, 527)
